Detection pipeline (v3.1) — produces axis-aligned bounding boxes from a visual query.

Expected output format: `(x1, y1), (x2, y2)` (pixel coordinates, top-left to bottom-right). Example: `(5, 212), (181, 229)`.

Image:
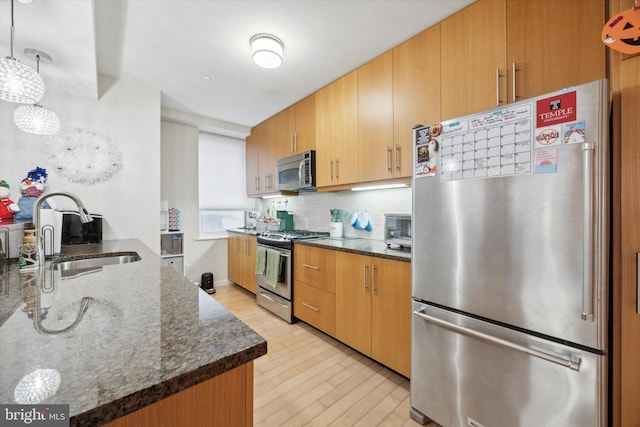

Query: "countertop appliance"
(410, 80), (609, 426)
(0, 221), (25, 259)
(61, 211), (103, 244)
(384, 213), (411, 249)
(256, 230), (329, 323)
(243, 210), (259, 229)
(276, 150), (316, 192)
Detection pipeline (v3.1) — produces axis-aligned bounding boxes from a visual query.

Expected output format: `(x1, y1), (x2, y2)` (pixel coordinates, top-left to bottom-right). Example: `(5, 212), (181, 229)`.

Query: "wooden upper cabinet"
(257, 121), (277, 193)
(441, 0), (606, 120)
(440, 0), (507, 121)
(357, 51), (394, 183)
(315, 71), (358, 187)
(293, 94), (316, 154)
(393, 24), (441, 178)
(266, 108), (294, 160)
(506, 0), (606, 102)
(272, 95), (316, 157)
(245, 123), (273, 196)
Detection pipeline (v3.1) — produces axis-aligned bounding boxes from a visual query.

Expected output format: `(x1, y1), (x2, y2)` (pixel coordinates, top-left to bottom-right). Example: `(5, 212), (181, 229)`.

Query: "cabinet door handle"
(395, 144), (401, 172)
(302, 302), (319, 312)
(495, 68), (501, 106)
(372, 264), (376, 293)
(512, 62), (517, 103)
(329, 160), (334, 181)
(335, 159), (339, 179)
(302, 263), (319, 270)
(255, 176), (259, 191)
(294, 133), (298, 152)
(363, 263), (368, 292)
(290, 134), (294, 153)
(637, 253), (640, 315)
(387, 146), (392, 172)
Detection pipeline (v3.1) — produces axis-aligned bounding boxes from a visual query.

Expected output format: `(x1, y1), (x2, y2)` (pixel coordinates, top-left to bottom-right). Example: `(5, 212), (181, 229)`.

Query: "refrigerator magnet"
(563, 121), (586, 144)
(535, 125), (562, 147)
(534, 148), (559, 174)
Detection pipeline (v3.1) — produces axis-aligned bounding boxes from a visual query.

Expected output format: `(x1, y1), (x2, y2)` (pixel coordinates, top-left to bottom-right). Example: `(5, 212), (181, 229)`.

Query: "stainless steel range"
(256, 230), (329, 323)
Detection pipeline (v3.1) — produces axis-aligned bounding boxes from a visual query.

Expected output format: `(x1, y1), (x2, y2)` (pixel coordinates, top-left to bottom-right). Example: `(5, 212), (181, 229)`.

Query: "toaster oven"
(384, 213), (411, 249)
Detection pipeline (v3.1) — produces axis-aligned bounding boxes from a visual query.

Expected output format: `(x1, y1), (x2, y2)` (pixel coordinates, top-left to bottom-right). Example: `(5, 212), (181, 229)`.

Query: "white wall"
(257, 187), (412, 241)
(0, 76), (161, 252)
(160, 121), (229, 284)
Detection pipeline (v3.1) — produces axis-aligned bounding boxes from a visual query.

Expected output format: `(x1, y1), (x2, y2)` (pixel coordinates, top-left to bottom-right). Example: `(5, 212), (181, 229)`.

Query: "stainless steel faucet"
(33, 191), (93, 266)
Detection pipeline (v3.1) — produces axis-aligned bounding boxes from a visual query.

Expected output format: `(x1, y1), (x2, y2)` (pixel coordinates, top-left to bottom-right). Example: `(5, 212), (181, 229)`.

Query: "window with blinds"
(198, 132), (254, 237)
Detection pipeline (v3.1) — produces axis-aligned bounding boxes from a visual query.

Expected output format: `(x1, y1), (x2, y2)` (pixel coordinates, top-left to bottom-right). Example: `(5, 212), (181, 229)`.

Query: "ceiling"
(0, 0), (474, 135)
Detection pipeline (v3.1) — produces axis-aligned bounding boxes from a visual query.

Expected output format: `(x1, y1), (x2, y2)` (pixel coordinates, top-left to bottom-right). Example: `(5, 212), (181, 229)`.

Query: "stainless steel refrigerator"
(410, 79), (609, 427)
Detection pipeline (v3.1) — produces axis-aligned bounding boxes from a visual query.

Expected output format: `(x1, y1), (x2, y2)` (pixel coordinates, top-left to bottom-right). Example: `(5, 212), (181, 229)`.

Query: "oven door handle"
(258, 289), (288, 308)
(257, 244), (291, 258)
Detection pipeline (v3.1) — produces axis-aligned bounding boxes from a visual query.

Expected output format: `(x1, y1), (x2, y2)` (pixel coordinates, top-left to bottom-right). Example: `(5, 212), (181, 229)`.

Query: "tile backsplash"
(256, 187), (411, 241)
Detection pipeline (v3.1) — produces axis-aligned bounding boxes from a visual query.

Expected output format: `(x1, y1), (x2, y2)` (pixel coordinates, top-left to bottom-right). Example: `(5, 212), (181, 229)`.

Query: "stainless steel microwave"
(276, 150), (316, 192)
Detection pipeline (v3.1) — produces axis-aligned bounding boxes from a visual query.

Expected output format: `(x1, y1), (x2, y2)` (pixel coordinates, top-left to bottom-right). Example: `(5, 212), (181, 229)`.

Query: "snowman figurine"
(0, 180), (20, 221)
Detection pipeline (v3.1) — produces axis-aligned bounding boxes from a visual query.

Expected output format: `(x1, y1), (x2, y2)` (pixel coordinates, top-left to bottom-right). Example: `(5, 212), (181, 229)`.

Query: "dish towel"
(265, 249), (281, 289)
(255, 246), (266, 275)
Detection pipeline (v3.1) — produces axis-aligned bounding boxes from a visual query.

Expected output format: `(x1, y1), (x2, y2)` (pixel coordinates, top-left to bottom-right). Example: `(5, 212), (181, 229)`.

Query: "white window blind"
(198, 132), (254, 236)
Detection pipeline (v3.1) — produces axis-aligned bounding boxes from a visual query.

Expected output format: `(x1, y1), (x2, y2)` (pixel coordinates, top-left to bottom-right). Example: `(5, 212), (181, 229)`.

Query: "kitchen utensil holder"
(329, 222), (343, 237)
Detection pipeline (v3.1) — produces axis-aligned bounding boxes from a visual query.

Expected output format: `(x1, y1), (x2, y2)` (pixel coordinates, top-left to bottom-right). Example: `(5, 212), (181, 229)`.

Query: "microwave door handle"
(299, 160), (305, 187)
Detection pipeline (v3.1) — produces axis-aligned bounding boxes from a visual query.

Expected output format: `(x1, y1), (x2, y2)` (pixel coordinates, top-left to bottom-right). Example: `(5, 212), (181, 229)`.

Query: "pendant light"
(14, 50), (59, 135)
(0, 0), (45, 104)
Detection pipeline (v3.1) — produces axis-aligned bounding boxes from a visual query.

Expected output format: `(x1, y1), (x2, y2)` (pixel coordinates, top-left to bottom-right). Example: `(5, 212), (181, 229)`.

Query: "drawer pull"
(302, 263), (319, 270)
(302, 302), (319, 312)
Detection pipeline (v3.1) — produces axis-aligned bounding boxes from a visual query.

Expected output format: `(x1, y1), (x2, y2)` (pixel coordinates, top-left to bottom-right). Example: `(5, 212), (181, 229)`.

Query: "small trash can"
(201, 272), (215, 294)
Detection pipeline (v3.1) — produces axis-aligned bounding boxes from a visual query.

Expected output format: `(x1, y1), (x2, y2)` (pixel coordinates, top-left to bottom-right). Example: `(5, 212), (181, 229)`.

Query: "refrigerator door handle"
(414, 310), (583, 371)
(582, 142), (595, 321)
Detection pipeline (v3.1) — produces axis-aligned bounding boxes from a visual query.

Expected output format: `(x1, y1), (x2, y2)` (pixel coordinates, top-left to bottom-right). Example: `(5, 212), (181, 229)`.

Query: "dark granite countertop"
(295, 237), (411, 262)
(0, 239), (266, 426)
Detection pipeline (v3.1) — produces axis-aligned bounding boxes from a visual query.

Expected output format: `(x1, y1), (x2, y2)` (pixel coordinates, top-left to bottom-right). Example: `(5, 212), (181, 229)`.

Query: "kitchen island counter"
(295, 237), (411, 262)
(0, 239), (266, 426)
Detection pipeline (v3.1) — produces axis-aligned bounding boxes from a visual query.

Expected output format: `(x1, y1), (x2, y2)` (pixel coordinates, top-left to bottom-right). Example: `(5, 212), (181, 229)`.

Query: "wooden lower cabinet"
(227, 233), (257, 293)
(293, 244), (411, 377)
(104, 361), (253, 427)
(293, 245), (336, 335)
(294, 280), (335, 335)
(293, 244), (335, 292)
(335, 251), (411, 377)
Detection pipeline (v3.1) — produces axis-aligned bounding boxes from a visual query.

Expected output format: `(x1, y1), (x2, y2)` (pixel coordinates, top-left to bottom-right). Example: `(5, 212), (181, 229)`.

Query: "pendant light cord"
(10, 0), (15, 59)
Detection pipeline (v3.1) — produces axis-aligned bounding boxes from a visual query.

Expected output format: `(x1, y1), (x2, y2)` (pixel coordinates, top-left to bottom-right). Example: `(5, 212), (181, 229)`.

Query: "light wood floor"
(212, 283), (431, 427)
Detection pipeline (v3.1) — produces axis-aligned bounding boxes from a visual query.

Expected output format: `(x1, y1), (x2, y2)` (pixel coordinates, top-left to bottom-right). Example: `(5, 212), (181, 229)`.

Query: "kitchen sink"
(50, 252), (141, 278)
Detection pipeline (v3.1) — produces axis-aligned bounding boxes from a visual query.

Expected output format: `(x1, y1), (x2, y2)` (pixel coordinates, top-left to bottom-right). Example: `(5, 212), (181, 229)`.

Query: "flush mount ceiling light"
(0, 0), (45, 104)
(250, 33), (284, 69)
(14, 49), (60, 135)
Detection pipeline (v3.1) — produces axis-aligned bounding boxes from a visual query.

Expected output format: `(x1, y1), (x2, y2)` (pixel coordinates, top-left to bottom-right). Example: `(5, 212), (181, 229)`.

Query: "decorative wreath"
(47, 127), (123, 185)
